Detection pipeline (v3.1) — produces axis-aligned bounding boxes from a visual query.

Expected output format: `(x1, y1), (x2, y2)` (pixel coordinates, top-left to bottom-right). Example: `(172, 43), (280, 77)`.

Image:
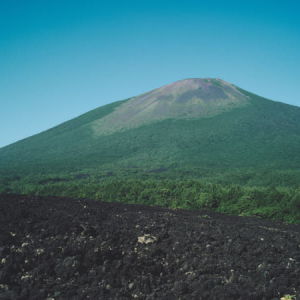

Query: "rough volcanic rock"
(0, 194), (300, 300)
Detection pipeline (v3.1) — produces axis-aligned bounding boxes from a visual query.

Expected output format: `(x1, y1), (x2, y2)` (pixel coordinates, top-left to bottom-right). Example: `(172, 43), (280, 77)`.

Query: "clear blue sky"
(1, 0), (300, 148)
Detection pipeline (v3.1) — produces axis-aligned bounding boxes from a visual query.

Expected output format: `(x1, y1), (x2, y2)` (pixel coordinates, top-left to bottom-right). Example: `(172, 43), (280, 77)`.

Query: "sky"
(0, 0), (300, 148)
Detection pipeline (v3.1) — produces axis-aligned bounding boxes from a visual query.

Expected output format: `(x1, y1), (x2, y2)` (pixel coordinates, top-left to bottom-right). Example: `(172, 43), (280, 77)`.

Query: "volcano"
(1, 78), (300, 187)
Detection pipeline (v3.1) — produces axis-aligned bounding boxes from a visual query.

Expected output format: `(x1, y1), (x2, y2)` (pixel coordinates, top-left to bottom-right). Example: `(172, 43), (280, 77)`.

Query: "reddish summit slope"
(93, 78), (249, 135)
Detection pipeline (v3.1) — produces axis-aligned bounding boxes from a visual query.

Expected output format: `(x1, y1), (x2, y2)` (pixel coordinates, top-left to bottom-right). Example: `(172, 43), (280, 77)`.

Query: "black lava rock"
(0, 194), (300, 300)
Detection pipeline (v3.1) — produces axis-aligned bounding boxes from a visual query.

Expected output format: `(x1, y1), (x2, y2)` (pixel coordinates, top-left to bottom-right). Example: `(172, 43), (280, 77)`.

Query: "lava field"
(1, 194), (300, 300)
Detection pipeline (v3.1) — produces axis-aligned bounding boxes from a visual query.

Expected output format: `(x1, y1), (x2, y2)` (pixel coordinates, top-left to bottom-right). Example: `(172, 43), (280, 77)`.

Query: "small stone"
(35, 248), (45, 255)
(138, 235), (157, 244)
(128, 282), (135, 290)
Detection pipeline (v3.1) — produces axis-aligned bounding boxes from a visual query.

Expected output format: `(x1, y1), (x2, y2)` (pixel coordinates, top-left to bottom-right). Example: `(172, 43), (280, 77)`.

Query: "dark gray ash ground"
(0, 194), (300, 300)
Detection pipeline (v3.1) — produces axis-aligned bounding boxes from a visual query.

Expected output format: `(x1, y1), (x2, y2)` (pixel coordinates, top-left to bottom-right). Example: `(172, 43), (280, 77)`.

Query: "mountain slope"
(1, 78), (300, 187)
(92, 78), (249, 135)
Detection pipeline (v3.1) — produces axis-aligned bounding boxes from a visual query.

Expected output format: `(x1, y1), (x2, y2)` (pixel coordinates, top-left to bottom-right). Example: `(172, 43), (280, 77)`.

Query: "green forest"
(2, 176), (300, 224)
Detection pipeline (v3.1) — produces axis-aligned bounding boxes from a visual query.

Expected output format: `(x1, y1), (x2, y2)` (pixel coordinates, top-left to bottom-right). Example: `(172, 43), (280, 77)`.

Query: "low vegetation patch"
(2, 178), (300, 224)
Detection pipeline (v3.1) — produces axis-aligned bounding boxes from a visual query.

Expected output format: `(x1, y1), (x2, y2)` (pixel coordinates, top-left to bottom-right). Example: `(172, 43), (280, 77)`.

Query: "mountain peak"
(143, 78), (240, 97)
(93, 78), (248, 135)
(157, 78), (229, 91)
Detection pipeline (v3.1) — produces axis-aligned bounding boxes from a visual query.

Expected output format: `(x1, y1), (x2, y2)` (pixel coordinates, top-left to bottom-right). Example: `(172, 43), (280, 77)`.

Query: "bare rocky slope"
(92, 78), (248, 135)
(1, 194), (300, 300)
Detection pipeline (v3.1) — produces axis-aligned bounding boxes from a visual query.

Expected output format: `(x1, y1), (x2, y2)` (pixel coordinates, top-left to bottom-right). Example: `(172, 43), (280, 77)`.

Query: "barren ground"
(1, 194), (300, 300)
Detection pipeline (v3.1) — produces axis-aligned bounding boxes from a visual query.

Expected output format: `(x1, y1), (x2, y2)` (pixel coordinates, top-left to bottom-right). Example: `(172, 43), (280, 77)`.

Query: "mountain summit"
(1, 78), (300, 187)
(93, 78), (248, 135)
